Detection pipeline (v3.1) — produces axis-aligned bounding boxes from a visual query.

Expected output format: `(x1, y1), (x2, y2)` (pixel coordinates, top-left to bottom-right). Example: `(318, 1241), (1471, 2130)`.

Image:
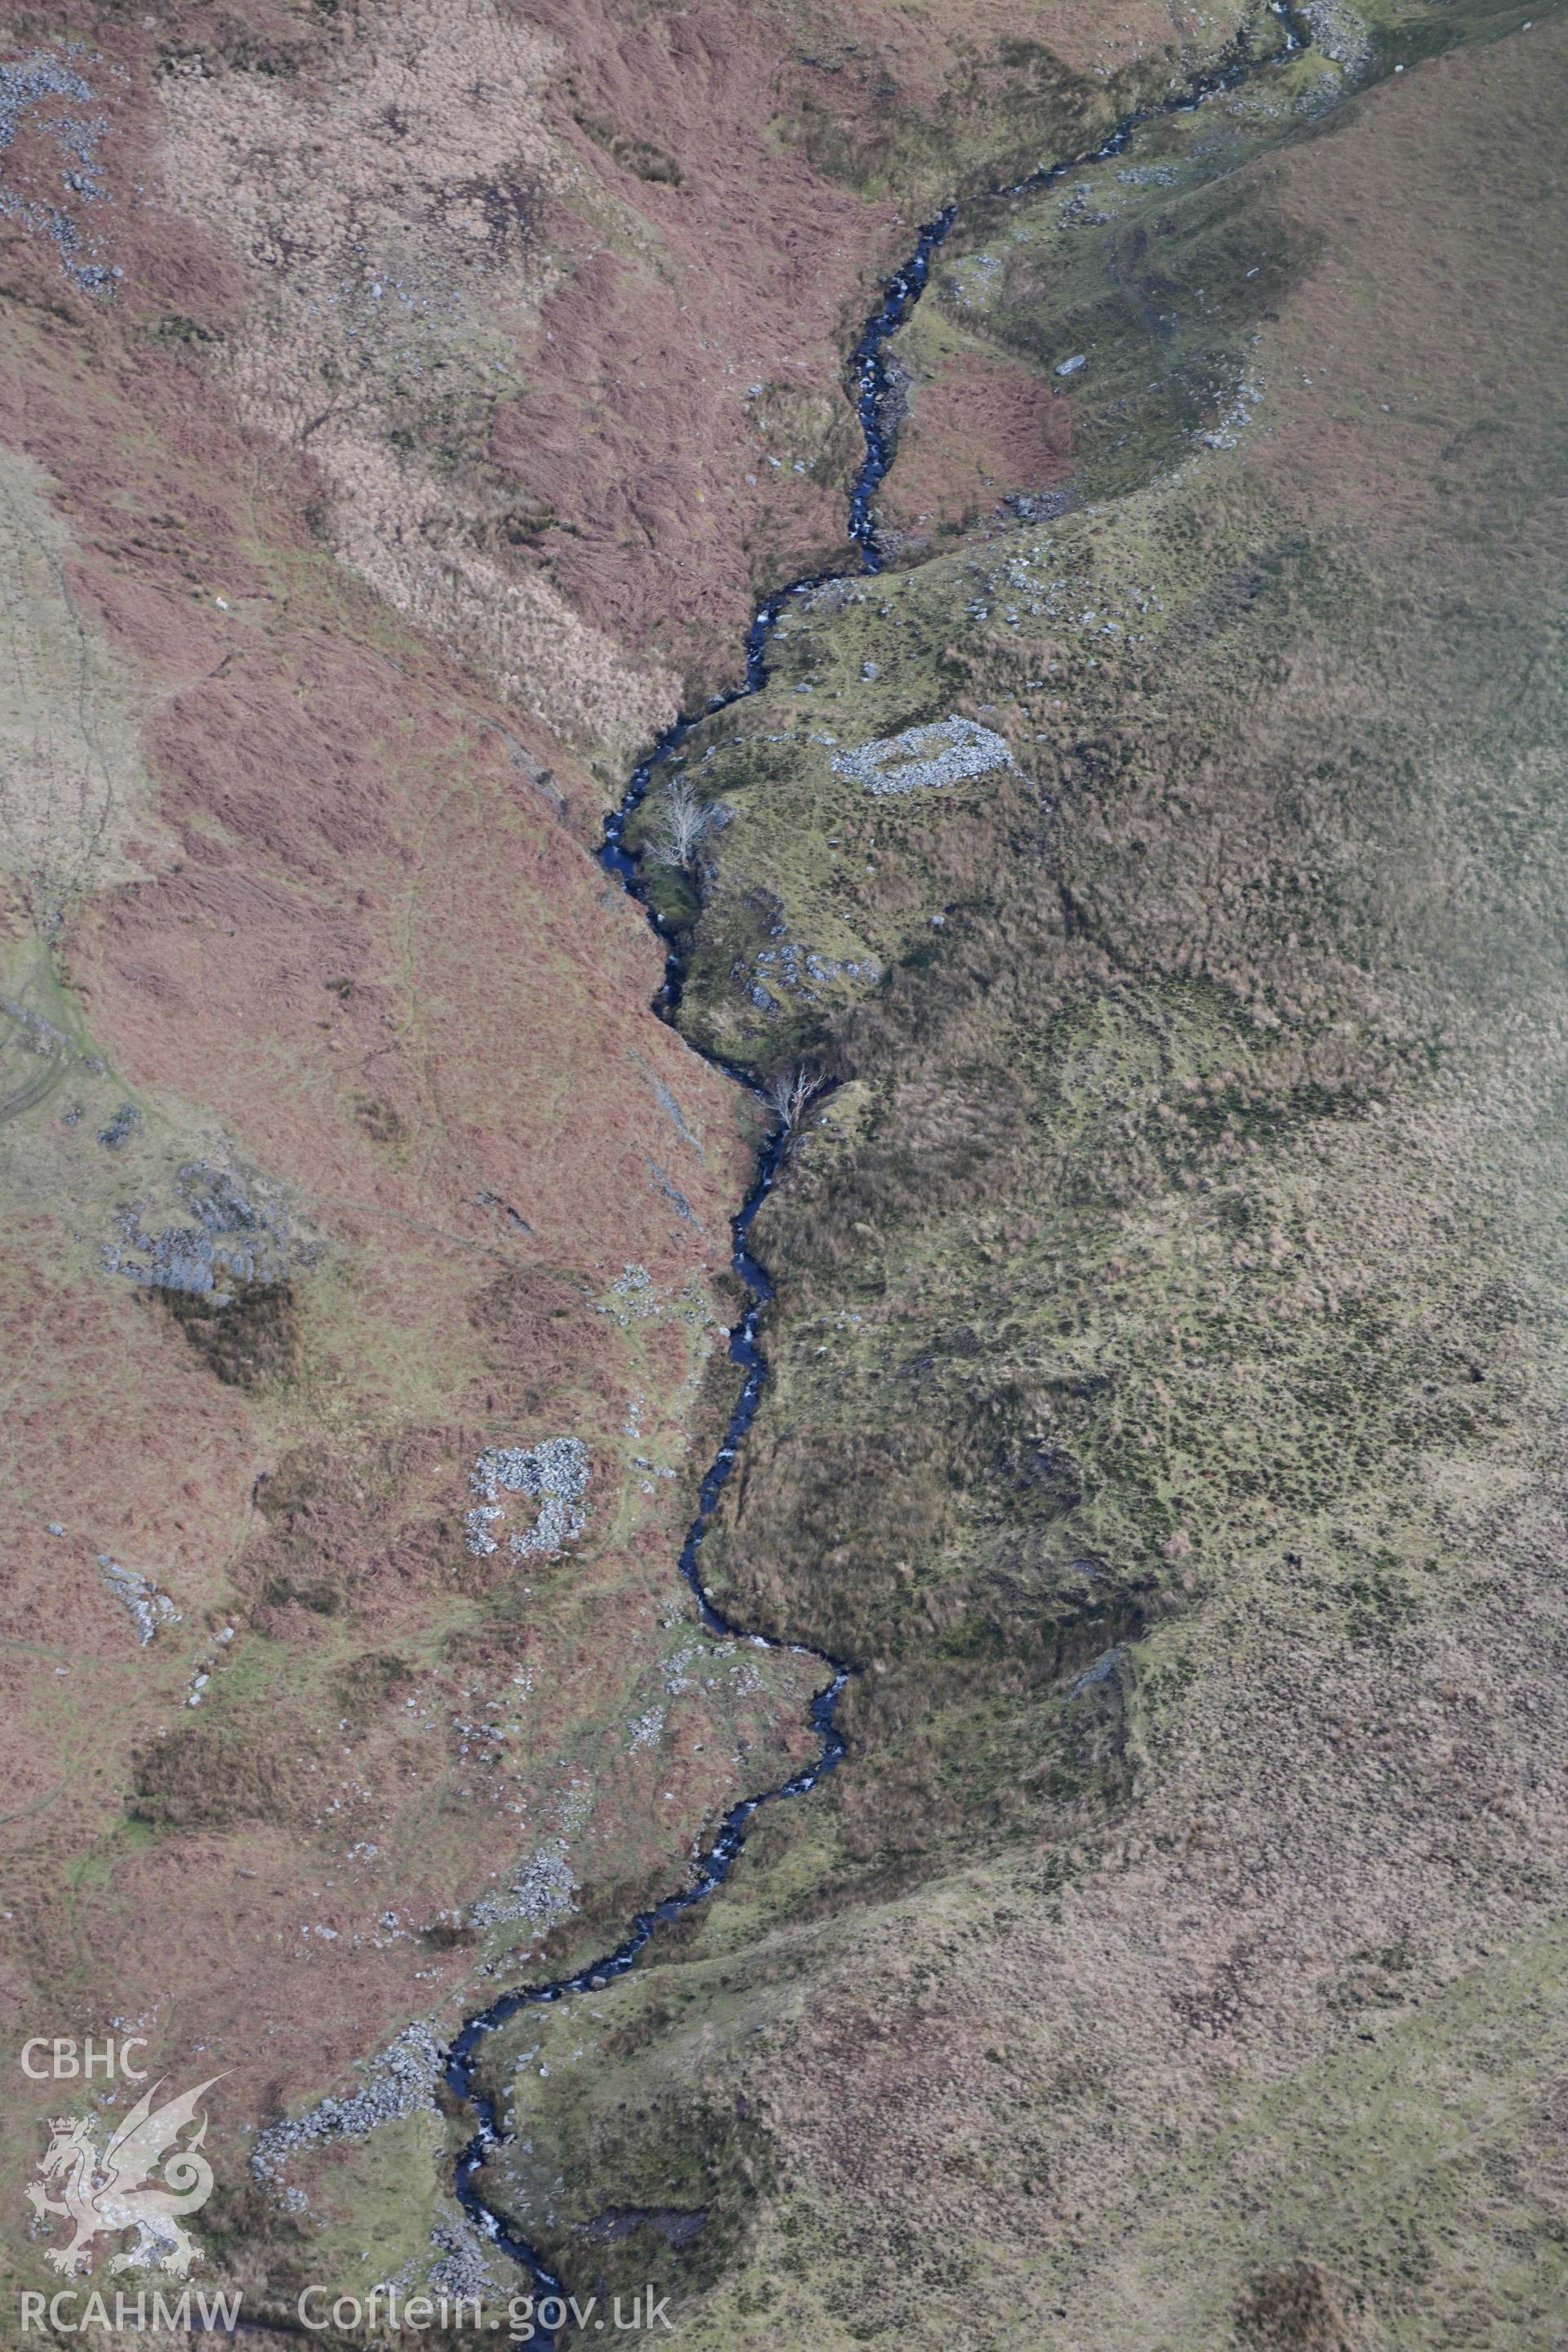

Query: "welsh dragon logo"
(27, 2077), (222, 2276)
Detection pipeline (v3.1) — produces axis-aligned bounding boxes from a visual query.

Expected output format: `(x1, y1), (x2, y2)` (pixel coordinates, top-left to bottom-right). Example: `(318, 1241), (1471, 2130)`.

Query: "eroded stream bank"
(443, 9), (1310, 2336)
(443, 1109), (852, 2323)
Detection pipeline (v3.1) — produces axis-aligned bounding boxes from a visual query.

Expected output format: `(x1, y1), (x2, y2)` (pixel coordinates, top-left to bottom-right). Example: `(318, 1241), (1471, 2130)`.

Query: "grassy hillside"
(476, 16), (1568, 2347)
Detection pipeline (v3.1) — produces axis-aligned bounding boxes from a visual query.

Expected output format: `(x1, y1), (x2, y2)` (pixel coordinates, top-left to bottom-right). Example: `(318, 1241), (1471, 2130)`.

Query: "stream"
(443, 8), (1304, 2338)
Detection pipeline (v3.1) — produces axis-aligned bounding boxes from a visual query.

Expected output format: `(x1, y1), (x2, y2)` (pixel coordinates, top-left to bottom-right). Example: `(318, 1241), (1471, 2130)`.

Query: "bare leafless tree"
(648, 778), (715, 869)
(760, 1063), (823, 1140)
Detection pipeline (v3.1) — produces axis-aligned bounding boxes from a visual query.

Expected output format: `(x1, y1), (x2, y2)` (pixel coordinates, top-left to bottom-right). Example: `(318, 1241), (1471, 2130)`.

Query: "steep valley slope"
(1, 0), (1564, 2345)
(486, 12), (1568, 2350)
